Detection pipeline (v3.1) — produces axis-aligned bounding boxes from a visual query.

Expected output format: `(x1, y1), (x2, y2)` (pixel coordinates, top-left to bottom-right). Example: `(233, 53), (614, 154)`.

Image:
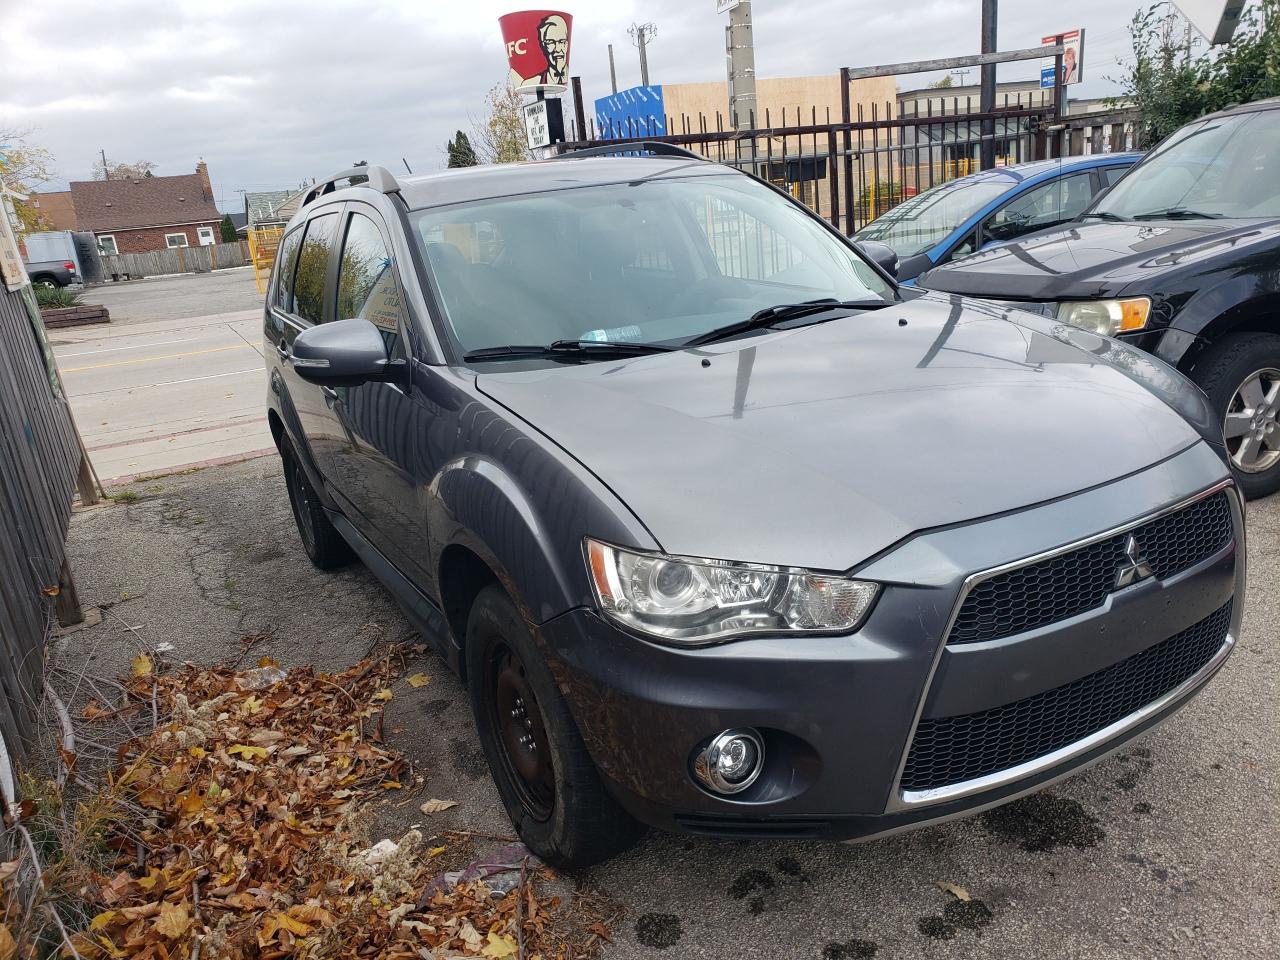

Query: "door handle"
(321, 386), (339, 405)
(275, 341), (290, 361)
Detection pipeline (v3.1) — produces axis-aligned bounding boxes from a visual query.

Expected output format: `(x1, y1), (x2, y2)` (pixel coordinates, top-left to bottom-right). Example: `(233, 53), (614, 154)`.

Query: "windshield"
(855, 176), (1012, 256)
(412, 174), (894, 357)
(1094, 110), (1280, 219)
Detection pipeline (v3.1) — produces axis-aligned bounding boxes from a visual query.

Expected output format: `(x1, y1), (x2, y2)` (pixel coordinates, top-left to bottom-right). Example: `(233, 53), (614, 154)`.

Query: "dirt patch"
(450, 735), (490, 780)
(917, 916), (955, 939)
(822, 937), (879, 958)
(944, 899), (994, 929)
(982, 793), (1105, 852)
(776, 855), (811, 882)
(635, 912), (683, 949)
(729, 868), (776, 900)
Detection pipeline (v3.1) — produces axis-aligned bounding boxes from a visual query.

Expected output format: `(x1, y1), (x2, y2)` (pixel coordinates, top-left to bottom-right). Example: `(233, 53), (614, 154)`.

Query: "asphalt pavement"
(50, 269), (271, 482)
(61, 457), (1280, 960)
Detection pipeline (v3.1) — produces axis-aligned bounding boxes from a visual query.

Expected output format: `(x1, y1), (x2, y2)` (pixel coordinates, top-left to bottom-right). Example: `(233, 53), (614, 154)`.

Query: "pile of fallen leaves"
(57, 654), (608, 959)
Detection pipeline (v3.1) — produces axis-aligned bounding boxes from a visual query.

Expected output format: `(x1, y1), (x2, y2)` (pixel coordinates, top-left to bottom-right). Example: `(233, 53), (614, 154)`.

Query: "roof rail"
(557, 141), (707, 162)
(301, 165), (400, 208)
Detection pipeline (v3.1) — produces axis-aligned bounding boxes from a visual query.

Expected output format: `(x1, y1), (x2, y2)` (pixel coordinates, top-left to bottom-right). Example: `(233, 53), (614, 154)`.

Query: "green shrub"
(35, 285), (83, 309)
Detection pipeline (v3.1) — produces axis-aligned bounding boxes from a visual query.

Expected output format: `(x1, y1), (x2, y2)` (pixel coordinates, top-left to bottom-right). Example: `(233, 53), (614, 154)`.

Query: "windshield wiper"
(1079, 210), (1127, 222)
(463, 339), (675, 363)
(1132, 208), (1224, 221)
(683, 298), (894, 347)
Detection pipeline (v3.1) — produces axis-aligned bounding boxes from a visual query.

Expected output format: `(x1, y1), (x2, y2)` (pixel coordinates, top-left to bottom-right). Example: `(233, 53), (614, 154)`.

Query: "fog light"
(693, 729), (765, 795)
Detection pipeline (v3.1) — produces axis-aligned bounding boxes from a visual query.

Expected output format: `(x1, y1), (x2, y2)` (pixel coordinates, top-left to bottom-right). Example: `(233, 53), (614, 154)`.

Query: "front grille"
(949, 491), (1232, 645)
(901, 601), (1232, 794)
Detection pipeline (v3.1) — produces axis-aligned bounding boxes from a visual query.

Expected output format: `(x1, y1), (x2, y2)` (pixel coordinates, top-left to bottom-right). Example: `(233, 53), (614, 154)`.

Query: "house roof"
(244, 190), (295, 224)
(70, 173), (221, 233)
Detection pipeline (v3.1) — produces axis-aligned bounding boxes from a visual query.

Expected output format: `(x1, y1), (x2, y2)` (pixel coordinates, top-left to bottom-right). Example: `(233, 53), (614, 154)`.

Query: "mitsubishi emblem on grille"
(1115, 533), (1155, 588)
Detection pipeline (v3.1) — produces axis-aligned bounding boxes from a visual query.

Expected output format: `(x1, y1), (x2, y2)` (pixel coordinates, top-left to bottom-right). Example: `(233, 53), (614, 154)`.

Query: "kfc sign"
(499, 10), (573, 93)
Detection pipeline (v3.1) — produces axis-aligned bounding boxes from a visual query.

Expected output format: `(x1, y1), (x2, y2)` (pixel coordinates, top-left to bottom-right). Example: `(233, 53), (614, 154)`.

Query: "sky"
(0, 0), (1162, 213)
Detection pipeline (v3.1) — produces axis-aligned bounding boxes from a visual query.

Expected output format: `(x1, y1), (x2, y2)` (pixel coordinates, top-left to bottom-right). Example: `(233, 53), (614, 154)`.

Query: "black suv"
(265, 150), (1241, 867)
(919, 97), (1280, 498)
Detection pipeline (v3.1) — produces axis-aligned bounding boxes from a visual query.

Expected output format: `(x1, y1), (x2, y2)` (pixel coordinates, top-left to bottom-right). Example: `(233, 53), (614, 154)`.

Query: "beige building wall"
(660, 75), (897, 131)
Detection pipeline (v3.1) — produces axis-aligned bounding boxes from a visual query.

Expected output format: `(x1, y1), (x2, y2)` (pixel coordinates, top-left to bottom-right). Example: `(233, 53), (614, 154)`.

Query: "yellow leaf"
(131, 653), (153, 677)
(371, 688), (393, 702)
(226, 744), (269, 760)
(154, 902), (190, 939)
(481, 931), (519, 959)
(136, 868), (165, 891)
(276, 913), (311, 936)
(427, 845), (448, 857)
(288, 904), (334, 926)
(936, 881), (971, 902)
(243, 695), (264, 713)
(177, 788), (204, 817)
(257, 656), (279, 668)
(406, 673), (431, 688)
(88, 911), (118, 931)
(0, 923), (14, 960)
(419, 798), (458, 815)
(188, 746), (207, 759)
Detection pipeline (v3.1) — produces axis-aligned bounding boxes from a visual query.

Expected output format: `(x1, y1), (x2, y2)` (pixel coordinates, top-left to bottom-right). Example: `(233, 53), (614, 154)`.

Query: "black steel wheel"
(279, 439), (354, 569)
(465, 584), (645, 867)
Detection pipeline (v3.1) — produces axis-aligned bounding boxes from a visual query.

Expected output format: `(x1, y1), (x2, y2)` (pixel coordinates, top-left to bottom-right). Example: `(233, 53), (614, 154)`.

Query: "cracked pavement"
(62, 456), (1279, 959)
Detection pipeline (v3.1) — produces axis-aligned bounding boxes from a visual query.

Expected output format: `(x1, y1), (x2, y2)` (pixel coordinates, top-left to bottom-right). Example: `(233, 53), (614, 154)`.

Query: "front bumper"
(540, 442), (1243, 841)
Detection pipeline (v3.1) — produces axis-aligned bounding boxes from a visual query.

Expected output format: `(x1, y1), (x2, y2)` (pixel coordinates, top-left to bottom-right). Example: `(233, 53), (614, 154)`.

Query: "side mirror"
(896, 252), (936, 282)
(291, 318), (396, 387)
(856, 240), (899, 279)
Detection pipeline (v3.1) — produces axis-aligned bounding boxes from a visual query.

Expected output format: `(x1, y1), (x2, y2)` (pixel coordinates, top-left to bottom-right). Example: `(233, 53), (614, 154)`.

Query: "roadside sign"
(1175, 1), (1245, 45)
(523, 98), (565, 150)
(716, 0), (742, 12)
(1040, 29), (1084, 88)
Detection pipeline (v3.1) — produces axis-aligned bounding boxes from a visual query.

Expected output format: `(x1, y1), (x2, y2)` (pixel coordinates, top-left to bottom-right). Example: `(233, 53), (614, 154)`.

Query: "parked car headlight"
(585, 539), (879, 644)
(1057, 298), (1151, 336)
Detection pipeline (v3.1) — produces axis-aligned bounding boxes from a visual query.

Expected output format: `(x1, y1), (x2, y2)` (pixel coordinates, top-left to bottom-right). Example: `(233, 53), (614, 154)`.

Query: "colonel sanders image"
(535, 14), (570, 87)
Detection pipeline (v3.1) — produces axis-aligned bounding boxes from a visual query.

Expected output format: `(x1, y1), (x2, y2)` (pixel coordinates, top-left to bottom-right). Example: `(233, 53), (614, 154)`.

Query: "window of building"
(165, 233), (189, 248)
(98, 235), (118, 256)
(292, 212), (340, 324)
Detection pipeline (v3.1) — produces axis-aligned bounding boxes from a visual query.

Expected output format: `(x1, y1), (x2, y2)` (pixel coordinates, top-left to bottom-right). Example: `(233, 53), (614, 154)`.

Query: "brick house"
(70, 163), (222, 255)
(26, 190), (79, 231)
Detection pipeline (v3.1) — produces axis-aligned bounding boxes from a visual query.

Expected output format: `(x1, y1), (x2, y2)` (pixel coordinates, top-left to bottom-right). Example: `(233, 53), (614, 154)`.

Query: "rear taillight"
(63, 261), (75, 272)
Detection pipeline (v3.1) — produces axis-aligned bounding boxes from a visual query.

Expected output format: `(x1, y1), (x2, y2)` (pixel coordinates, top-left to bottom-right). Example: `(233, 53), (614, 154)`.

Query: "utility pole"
(724, 1), (757, 166)
(629, 22), (656, 85)
(100, 148), (110, 179)
(608, 43), (618, 94)
(979, 0), (997, 170)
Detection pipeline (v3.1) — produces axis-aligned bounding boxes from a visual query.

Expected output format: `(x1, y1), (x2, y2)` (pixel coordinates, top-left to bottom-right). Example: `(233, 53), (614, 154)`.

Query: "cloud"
(0, 0), (1142, 211)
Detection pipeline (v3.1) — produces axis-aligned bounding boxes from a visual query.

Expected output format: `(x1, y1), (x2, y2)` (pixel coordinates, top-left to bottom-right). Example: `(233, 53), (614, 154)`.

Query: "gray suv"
(264, 150), (1245, 868)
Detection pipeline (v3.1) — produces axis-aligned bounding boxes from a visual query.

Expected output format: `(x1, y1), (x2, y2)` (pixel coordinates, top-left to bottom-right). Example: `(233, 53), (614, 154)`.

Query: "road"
(64, 456), (1280, 960)
(50, 269), (271, 482)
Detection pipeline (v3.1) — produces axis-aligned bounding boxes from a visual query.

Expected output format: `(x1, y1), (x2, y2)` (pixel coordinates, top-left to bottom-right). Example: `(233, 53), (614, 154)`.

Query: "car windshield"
(854, 176), (1012, 256)
(411, 173), (894, 358)
(1093, 109), (1280, 220)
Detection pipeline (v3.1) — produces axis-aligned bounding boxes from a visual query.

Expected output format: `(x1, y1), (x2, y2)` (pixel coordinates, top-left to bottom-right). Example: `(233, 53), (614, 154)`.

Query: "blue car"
(855, 153), (1142, 282)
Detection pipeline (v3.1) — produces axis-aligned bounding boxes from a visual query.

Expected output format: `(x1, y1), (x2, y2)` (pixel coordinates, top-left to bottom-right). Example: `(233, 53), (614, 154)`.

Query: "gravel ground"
(62, 457), (1279, 959)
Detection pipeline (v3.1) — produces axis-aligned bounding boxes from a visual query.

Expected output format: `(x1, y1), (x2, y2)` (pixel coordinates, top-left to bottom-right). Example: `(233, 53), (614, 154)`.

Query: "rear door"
(266, 207), (345, 480)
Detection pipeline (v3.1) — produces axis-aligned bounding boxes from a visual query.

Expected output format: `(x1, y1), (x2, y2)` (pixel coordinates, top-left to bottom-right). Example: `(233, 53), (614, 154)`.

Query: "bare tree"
(92, 158), (157, 180)
(472, 83), (530, 165)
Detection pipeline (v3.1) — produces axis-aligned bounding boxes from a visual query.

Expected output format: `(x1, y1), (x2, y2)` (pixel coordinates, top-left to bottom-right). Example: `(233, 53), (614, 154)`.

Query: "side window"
(292, 212), (340, 323)
(943, 228), (978, 263)
(272, 228), (302, 313)
(1100, 165), (1129, 188)
(337, 212), (407, 352)
(984, 173), (1094, 243)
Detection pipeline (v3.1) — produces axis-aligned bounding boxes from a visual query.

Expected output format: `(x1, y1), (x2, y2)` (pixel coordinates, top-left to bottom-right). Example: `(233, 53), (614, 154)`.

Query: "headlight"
(1056, 297), (1151, 336)
(585, 538), (879, 645)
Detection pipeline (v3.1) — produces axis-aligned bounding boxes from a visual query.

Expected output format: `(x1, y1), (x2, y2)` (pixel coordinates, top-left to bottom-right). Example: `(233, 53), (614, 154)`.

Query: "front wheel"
(466, 584), (644, 868)
(279, 439), (354, 569)
(1191, 332), (1280, 500)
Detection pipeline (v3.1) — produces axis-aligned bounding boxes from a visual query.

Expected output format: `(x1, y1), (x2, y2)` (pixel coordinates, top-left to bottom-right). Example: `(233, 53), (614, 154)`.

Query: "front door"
(321, 205), (422, 573)
(198, 226), (216, 246)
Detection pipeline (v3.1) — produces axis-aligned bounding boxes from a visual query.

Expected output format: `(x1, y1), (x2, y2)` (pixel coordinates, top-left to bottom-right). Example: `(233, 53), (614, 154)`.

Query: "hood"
(919, 218), (1280, 300)
(477, 294), (1209, 572)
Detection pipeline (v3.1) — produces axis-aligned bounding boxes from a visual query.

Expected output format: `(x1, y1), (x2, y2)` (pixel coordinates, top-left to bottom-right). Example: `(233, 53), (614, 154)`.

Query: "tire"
(465, 584), (644, 868)
(279, 439), (354, 569)
(1190, 332), (1280, 500)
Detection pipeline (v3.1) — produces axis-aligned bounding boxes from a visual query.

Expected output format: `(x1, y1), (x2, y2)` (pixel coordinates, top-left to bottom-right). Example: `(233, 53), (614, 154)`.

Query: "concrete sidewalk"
(62, 457), (1280, 960)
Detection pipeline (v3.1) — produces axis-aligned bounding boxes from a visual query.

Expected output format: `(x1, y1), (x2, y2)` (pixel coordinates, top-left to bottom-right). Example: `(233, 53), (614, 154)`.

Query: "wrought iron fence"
(562, 91), (1136, 236)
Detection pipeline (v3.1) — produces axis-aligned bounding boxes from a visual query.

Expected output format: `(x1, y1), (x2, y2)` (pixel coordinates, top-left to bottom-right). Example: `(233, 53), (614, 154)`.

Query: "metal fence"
(94, 240), (250, 282)
(0, 283), (83, 777)
(562, 91), (1136, 236)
